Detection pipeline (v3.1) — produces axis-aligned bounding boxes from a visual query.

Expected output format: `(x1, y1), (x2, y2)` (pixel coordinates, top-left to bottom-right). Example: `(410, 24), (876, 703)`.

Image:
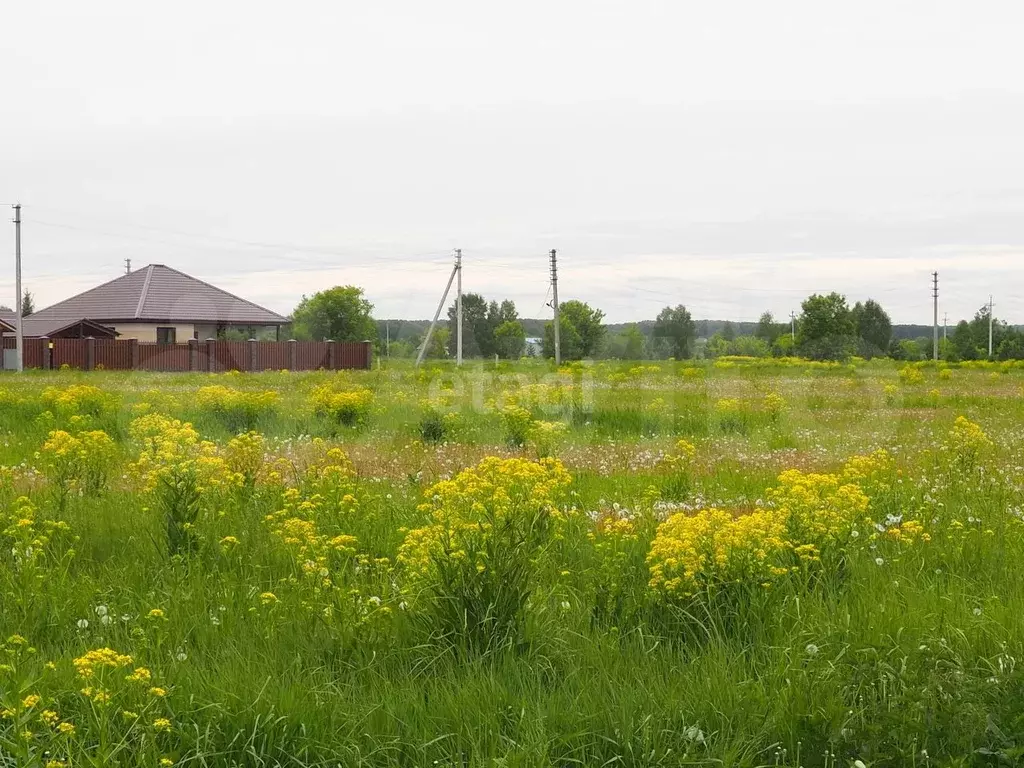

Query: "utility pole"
(455, 249), (463, 367)
(932, 271), (939, 361)
(125, 258), (132, 275)
(416, 259), (460, 367)
(386, 321), (390, 360)
(13, 204), (23, 373)
(549, 249), (560, 365)
(988, 295), (995, 358)
(943, 312), (948, 341)
(790, 310), (796, 341)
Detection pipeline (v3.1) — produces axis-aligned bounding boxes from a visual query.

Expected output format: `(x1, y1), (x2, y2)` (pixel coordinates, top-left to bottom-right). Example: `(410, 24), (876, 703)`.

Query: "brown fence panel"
(94, 340), (133, 370)
(205, 341), (248, 372)
(4, 339), (371, 372)
(138, 343), (191, 372)
(2, 337), (45, 368)
(336, 342), (371, 370)
(254, 342), (288, 371)
(294, 342), (329, 370)
(52, 339), (88, 370)
(25, 339), (44, 369)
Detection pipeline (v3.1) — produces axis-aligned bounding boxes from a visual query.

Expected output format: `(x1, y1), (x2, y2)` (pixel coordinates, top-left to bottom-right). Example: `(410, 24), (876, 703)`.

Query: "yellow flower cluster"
(41, 384), (113, 416)
(650, 465), (875, 597)
(310, 385), (374, 426)
(763, 391), (787, 418)
(127, 414), (241, 493)
(659, 439), (696, 473)
(195, 385), (279, 420)
(1, 496), (72, 568)
(945, 416), (992, 471)
(648, 508), (789, 595)
(224, 431), (266, 487)
(39, 429), (117, 500)
(398, 456), (573, 587)
(73, 647), (134, 678)
(898, 365), (925, 386)
(769, 469), (869, 552)
(265, 487), (359, 590)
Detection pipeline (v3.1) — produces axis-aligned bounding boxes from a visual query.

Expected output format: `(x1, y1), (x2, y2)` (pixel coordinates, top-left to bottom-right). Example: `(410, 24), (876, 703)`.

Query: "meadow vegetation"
(2, 357), (1024, 766)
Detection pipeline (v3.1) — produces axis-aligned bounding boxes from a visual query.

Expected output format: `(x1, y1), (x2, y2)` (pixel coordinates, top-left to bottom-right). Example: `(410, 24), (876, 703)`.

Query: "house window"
(156, 327), (176, 345)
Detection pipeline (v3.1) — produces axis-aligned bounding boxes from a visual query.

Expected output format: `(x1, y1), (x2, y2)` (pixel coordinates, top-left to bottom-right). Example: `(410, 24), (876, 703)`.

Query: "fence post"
(85, 337), (96, 371)
(205, 339), (216, 372)
(326, 340), (335, 370)
(41, 338), (51, 370)
(288, 339), (297, 371)
(188, 339), (198, 371)
(248, 339), (257, 372)
(363, 340), (373, 370)
(129, 339), (139, 370)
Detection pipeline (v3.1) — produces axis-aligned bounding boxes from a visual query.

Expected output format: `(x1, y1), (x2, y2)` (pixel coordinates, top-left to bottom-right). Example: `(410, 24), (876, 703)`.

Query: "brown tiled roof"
(29, 265), (288, 325)
(0, 311), (117, 338)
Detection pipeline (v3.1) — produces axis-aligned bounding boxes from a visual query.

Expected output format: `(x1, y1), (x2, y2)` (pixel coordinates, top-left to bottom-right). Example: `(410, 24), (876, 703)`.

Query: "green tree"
(542, 300), (605, 360)
(951, 320), (978, 361)
(493, 320), (526, 359)
(851, 299), (891, 356)
(21, 291), (34, 317)
(291, 286), (376, 342)
(606, 324), (646, 360)
(446, 296), (519, 358)
(797, 292), (855, 360)
(721, 321), (736, 342)
(652, 305), (696, 359)
(427, 327), (450, 359)
(755, 311), (781, 344)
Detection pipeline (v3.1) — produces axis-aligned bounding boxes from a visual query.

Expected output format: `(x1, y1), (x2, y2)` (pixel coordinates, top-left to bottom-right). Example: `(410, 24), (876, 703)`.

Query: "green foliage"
(755, 311), (783, 344)
(493, 320), (526, 359)
(605, 324), (646, 360)
(543, 300), (606, 360)
(797, 292), (857, 360)
(851, 299), (892, 356)
(705, 334), (769, 358)
(652, 305), (696, 359)
(291, 285), (377, 342)
(447, 296), (518, 358)
(21, 290), (34, 317)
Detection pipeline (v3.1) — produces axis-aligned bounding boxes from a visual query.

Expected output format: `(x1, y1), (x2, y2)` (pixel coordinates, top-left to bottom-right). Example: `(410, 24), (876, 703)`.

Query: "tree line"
(285, 285), (1024, 362)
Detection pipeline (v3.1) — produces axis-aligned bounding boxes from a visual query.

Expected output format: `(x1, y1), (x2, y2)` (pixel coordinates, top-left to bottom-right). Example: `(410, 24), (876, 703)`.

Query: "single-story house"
(8, 264), (288, 343)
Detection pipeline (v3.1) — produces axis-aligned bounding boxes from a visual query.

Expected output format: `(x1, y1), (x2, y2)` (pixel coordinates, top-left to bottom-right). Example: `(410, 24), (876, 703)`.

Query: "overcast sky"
(2, 1), (1023, 324)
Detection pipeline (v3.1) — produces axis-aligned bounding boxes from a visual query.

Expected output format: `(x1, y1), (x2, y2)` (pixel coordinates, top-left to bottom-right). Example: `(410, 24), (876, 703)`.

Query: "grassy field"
(2, 357), (1024, 767)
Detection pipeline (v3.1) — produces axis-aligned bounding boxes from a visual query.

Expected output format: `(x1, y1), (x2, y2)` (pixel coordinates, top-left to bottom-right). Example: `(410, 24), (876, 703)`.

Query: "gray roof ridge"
(135, 265), (155, 319)
(156, 264), (288, 322)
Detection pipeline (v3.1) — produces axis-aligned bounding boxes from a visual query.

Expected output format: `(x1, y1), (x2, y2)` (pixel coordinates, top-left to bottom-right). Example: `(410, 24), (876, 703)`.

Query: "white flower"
(683, 725), (705, 744)
(973, 607), (983, 616)
(94, 604), (108, 617)
(100, 615), (112, 626)
(398, 601), (408, 611)
(368, 596), (382, 607)
(850, 529), (859, 538)
(76, 619), (89, 630)
(805, 643), (819, 656)
(854, 761), (867, 768)
(560, 600), (571, 611)
(875, 557), (884, 566)
(175, 651), (188, 662)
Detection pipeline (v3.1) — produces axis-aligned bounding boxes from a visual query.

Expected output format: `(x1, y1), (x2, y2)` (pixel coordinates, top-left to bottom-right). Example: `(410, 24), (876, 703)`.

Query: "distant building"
(5, 264), (288, 343)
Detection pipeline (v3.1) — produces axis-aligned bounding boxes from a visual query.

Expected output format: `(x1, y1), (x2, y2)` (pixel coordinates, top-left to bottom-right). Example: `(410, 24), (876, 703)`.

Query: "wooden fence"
(2, 337), (372, 372)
